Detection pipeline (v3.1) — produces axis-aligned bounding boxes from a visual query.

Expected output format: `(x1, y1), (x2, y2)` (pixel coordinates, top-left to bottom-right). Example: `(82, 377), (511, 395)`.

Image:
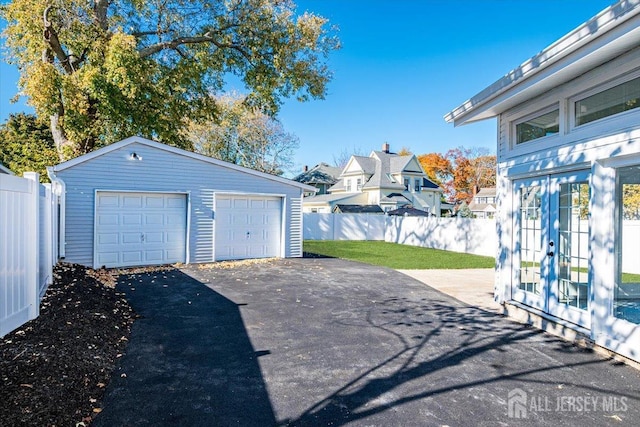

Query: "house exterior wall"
(495, 46), (640, 362)
(56, 142), (304, 267)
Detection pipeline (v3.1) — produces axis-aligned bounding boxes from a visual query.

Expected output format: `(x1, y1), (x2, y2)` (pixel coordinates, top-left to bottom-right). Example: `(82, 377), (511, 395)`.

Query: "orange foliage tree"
(418, 147), (496, 203)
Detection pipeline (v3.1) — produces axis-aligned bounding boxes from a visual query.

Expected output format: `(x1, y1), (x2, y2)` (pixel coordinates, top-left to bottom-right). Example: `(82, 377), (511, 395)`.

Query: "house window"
(414, 179), (421, 192)
(404, 178), (409, 191)
(515, 107), (559, 144)
(615, 165), (640, 325)
(345, 179), (352, 192)
(575, 75), (640, 126)
(356, 178), (362, 191)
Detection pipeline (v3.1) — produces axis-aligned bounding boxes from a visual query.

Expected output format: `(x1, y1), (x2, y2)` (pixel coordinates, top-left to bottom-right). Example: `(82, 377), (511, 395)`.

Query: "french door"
(513, 171), (591, 328)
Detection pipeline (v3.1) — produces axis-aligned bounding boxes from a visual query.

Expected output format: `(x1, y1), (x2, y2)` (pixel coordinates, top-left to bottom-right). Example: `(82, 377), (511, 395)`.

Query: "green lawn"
(303, 240), (495, 270)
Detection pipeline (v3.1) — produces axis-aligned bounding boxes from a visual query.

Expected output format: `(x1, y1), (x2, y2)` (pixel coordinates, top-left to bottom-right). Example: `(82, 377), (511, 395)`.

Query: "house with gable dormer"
(302, 143), (443, 215)
(468, 187), (497, 219)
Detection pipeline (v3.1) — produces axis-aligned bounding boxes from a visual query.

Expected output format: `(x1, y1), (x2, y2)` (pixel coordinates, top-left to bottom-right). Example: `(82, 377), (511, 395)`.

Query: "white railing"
(0, 172), (58, 336)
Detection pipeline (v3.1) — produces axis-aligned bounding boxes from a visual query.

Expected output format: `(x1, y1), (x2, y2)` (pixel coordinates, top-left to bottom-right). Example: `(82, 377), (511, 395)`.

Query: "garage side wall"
(56, 143), (303, 267)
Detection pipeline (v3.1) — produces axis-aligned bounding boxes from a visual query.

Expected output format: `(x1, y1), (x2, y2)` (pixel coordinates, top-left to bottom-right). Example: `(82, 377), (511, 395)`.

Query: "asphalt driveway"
(94, 258), (640, 426)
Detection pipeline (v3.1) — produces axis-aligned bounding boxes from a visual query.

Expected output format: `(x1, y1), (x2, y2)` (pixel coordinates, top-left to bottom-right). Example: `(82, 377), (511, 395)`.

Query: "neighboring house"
(468, 187), (496, 219)
(292, 162), (342, 197)
(47, 136), (314, 268)
(386, 206), (432, 217)
(445, 0), (640, 363)
(333, 204), (383, 214)
(0, 163), (14, 175)
(303, 143), (443, 215)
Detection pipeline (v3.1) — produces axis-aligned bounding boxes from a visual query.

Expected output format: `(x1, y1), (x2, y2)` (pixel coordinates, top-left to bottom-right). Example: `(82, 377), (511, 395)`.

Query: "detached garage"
(47, 136), (313, 269)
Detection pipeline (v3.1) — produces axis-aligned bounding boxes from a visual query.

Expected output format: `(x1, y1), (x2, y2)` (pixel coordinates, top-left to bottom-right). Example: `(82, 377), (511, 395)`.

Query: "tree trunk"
(50, 113), (72, 162)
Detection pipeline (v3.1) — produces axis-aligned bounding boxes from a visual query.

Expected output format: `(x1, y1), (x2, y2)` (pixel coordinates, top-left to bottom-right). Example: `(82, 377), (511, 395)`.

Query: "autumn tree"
(1, 0), (339, 161)
(417, 152), (452, 187)
(186, 94), (299, 175)
(0, 113), (58, 181)
(417, 146), (496, 202)
(397, 146), (412, 156)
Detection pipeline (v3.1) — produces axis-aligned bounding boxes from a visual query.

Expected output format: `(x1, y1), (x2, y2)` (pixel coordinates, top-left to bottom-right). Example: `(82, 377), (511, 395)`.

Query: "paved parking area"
(94, 258), (640, 426)
(398, 268), (500, 313)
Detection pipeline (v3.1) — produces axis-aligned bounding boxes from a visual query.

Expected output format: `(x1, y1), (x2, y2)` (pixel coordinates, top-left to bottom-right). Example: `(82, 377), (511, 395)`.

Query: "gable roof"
(328, 148), (442, 193)
(380, 193), (412, 205)
(475, 187), (496, 197)
(292, 163), (341, 185)
(348, 156), (377, 174)
(333, 204), (383, 214)
(386, 206), (432, 217)
(0, 163), (14, 175)
(51, 136), (316, 192)
(445, 0), (640, 126)
(421, 177), (441, 190)
(362, 151), (417, 190)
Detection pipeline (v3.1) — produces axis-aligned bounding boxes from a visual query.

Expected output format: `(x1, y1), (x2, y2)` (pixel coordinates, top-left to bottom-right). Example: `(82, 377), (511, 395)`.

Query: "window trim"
(511, 103), (561, 147)
(569, 68), (640, 131)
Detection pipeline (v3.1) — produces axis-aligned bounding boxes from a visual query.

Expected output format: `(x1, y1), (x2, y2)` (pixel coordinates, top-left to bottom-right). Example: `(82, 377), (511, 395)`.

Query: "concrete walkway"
(398, 268), (501, 313)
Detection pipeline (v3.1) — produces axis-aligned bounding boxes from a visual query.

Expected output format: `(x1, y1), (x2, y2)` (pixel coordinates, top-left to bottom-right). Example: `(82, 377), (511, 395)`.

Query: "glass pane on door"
(615, 166), (640, 324)
(518, 186), (542, 295)
(557, 182), (590, 310)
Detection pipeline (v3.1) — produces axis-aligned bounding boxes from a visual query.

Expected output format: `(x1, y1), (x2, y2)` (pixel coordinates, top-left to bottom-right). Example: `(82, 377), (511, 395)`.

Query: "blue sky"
(0, 0), (617, 173)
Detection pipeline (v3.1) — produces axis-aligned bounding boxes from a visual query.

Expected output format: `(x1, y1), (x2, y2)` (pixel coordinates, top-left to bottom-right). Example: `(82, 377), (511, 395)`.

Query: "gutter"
(46, 167), (66, 258)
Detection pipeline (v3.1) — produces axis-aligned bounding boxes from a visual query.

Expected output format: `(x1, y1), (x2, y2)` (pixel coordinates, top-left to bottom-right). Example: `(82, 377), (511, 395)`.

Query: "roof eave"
(52, 135), (316, 192)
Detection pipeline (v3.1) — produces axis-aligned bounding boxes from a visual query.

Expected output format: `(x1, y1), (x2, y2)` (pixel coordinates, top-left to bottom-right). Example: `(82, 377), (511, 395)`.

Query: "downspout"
(46, 167), (66, 258)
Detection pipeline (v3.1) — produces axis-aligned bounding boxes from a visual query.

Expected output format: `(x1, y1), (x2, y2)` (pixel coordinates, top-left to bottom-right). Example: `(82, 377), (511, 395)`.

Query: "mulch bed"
(0, 263), (136, 426)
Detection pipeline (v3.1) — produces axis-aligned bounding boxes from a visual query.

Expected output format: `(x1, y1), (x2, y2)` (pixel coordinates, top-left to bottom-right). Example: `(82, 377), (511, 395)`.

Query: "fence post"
(23, 173), (40, 320)
(42, 183), (54, 292)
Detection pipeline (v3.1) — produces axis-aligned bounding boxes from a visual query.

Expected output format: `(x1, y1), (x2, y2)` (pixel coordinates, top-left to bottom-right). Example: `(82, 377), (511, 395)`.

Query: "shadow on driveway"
(96, 258), (640, 426)
(93, 269), (276, 426)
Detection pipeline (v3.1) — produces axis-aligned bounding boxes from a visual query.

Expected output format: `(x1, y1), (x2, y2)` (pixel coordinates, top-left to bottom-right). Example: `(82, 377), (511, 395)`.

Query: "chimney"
(382, 142), (390, 153)
(303, 165), (309, 172)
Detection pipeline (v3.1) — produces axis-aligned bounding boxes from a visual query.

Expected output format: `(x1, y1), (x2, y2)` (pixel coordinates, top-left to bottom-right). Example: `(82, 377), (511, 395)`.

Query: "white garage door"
(215, 194), (282, 261)
(95, 192), (187, 268)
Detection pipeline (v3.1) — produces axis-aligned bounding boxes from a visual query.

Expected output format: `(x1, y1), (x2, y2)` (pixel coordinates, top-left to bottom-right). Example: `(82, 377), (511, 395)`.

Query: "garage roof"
(444, 0), (640, 126)
(51, 136), (316, 192)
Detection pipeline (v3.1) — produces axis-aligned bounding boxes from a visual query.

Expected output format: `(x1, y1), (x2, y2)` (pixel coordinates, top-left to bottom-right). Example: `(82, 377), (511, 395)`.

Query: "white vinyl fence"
(385, 216), (496, 257)
(304, 213), (386, 241)
(304, 213), (496, 257)
(1, 172), (58, 337)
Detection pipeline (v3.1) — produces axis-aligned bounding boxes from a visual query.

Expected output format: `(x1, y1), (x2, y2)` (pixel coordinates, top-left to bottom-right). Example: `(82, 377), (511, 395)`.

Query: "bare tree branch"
(138, 34), (253, 62)
(42, 6), (73, 74)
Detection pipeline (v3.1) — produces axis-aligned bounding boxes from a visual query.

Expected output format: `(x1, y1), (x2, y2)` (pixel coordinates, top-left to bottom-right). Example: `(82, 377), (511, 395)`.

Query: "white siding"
(498, 46), (640, 166)
(56, 142), (303, 267)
